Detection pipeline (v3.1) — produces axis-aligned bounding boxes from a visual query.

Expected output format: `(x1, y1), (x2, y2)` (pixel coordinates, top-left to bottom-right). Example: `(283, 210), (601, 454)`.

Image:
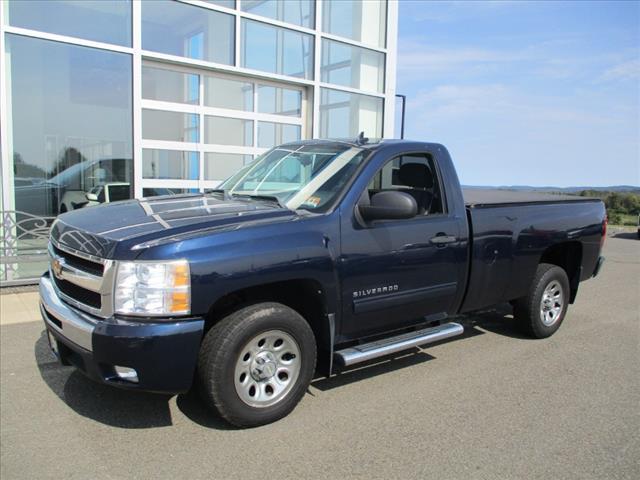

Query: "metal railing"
(1, 210), (55, 286)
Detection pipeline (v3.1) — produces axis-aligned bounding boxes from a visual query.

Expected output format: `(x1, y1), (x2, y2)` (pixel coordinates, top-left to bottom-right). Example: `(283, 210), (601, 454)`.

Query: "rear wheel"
(198, 302), (316, 427)
(514, 263), (570, 338)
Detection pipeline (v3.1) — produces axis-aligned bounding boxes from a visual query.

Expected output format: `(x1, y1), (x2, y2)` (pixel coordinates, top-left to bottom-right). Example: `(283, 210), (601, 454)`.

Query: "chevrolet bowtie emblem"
(51, 258), (63, 279)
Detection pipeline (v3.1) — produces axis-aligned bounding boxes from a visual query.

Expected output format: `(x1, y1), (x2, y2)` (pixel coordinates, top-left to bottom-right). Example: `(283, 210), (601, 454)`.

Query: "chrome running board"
(334, 322), (464, 367)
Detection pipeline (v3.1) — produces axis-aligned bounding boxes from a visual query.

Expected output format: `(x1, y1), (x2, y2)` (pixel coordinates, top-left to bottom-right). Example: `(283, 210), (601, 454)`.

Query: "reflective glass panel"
(204, 76), (253, 111)
(320, 88), (383, 138)
(257, 86), (302, 116)
(241, 0), (314, 28)
(142, 110), (199, 143)
(204, 0), (235, 7)
(3, 34), (132, 281)
(142, 150), (199, 180)
(142, 1), (234, 65)
(321, 39), (385, 93)
(322, 0), (387, 48)
(6, 0), (132, 46)
(204, 116), (253, 146)
(257, 122), (301, 148)
(204, 153), (253, 180)
(142, 66), (199, 105)
(143, 187), (199, 197)
(241, 19), (313, 79)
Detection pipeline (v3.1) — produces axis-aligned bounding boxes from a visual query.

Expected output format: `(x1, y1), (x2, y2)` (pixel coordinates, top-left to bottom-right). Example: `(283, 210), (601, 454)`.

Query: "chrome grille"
(48, 239), (115, 318)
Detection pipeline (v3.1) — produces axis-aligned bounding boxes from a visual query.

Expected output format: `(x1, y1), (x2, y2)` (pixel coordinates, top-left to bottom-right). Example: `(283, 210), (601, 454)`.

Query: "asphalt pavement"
(1, 233), (638, 479)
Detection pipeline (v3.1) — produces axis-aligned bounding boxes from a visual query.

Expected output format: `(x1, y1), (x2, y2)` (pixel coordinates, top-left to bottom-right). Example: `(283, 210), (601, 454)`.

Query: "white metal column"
(383, 0), (399, 139)
(132, 0), (143, 198)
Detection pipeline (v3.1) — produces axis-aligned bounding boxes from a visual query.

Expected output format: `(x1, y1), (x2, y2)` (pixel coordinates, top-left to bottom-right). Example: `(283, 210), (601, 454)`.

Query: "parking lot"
(1, 233), (638, 479)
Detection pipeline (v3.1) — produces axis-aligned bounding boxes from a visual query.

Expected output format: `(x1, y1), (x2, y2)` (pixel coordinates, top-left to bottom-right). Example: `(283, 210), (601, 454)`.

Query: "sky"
(395, 0), (640, 187)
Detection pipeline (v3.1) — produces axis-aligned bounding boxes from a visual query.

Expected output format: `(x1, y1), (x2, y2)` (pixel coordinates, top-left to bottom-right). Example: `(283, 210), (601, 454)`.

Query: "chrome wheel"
(234, 330), (301, 408)
(540, 280), (564, 326)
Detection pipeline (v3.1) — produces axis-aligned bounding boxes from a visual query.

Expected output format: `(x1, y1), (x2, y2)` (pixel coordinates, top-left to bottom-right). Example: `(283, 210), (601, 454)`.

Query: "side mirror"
(359, 191), (417, 222)
(85, 192), (99, 202)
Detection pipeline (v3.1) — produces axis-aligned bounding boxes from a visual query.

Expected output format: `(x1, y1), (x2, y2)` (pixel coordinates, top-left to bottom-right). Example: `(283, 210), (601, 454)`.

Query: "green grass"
(609, 213), (638, 227)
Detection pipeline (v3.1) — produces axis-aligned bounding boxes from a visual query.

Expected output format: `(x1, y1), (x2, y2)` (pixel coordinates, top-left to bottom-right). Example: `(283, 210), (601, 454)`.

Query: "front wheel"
(198, 302), (316, 427)
(514, 263), (570, 339)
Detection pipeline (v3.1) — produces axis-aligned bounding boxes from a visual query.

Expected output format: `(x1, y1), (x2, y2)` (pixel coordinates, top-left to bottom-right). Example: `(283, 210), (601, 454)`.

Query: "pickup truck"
(40, 138), (606, 427)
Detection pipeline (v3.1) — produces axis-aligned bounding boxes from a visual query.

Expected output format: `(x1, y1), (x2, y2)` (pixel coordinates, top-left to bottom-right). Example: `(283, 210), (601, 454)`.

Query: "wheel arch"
(204, 278), (335, 375)
(539, 241), (583, 303)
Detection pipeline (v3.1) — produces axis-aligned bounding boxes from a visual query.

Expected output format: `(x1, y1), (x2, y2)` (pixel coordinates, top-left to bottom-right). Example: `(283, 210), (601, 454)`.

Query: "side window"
(367, 153), (445, 215)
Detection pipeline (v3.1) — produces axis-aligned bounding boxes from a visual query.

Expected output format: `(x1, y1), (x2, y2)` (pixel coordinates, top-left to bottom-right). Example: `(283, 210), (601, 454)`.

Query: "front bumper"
(40, 273), (205, 394)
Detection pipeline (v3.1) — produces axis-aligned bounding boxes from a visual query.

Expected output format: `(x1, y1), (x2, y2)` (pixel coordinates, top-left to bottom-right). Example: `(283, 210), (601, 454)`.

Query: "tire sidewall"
(530, 266), (570, 338)
(205, 304), (316, 427)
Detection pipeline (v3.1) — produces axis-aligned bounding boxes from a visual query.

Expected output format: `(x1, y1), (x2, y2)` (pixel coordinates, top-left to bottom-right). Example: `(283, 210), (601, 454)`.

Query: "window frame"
(355, 150), (451, 226)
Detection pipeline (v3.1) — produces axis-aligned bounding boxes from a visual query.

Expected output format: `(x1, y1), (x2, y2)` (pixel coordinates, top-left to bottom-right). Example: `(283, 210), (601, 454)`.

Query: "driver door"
(338, 152), (465, 340)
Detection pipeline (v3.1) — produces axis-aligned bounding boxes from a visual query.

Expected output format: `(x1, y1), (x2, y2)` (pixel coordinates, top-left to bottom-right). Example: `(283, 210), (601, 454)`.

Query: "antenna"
(356, 131), (369, 145)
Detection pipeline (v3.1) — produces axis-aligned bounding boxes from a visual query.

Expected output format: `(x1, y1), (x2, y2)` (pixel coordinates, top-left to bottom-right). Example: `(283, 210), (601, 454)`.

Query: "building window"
(321, 39), (385, 94)
(139, 62), (307, 193)
(204, 153), (253, 181)
(5, 0), (132, 47)
(143, 187), (198, 197)
(241, 19), (314, 79)
(142, 150), (199, 180)
(3, 34), (133, 280)
(204, 0), (235, 8)
(257, 122), (301, 148)
(204, 76), (254, 111)
(322, 0), (387, 49)
(320, 88), (383, 138)
(204, 116), (254, 146)
(241, 0), (315, 29)
(257, 86), (302, 116)
(142, 66), (199, 105)
(142, 0), (234, 65)
(142, 110), (199, 143)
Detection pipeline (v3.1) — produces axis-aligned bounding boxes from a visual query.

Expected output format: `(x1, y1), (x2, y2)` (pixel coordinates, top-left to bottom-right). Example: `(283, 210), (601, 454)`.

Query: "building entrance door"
(139, 62), (308, 197)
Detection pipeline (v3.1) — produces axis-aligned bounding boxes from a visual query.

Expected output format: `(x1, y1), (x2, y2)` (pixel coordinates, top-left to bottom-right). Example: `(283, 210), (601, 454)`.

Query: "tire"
(513, 263), (570, 339)
(198, 302), (316, 427)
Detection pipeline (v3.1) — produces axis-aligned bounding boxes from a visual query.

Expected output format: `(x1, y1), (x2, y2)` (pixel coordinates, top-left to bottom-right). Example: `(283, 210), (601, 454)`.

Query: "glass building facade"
(0, 0), (398, 285)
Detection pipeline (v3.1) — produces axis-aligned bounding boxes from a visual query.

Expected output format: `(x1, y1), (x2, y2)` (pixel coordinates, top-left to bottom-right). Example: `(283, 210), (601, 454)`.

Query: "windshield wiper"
(230, 193), (284, 208)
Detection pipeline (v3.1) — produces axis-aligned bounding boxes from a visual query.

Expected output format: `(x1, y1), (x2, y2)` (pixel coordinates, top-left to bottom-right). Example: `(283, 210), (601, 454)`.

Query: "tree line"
(579, 190), (640, 225)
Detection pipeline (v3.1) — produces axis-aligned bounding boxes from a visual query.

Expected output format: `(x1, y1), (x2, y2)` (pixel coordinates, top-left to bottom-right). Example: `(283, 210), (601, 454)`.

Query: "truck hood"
(51, 193), (298, 258)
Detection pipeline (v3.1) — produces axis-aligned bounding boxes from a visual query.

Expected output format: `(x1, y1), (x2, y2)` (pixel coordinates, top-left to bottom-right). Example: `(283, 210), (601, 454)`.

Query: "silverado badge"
(353, 284), (399, 298)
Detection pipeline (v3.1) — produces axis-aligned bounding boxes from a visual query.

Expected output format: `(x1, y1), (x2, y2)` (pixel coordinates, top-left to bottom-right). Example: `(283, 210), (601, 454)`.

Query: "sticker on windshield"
(302, 196), (322, 208)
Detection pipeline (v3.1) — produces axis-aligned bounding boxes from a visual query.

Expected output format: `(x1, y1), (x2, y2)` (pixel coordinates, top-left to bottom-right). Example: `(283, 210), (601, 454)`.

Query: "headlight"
(114, 260), (190, 316)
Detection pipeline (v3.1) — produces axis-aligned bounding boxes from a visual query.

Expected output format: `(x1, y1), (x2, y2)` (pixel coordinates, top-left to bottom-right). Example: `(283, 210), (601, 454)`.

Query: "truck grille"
(51, 243), (104, 277)
(52, 275), (102, 309)
(48, 239), (115, 317)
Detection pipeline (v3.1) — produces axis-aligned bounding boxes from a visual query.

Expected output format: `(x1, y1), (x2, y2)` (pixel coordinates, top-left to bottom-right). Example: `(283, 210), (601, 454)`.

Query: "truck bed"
(463, 188), (598, 208)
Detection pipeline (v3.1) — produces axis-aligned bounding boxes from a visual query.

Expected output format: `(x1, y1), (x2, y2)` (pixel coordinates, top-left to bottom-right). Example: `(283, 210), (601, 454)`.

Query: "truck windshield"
(218, 143), (367, 212)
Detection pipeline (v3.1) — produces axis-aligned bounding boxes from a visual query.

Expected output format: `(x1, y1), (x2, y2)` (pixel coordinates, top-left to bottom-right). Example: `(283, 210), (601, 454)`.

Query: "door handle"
(430, 234), (457, 247)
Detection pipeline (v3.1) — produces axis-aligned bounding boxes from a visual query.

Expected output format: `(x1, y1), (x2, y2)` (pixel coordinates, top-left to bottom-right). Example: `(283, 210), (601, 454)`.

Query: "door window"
(367, 153), (445, 215)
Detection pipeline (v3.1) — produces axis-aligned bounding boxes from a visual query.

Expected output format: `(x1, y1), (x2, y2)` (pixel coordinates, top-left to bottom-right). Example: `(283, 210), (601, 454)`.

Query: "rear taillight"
(601, 215), (607, 248)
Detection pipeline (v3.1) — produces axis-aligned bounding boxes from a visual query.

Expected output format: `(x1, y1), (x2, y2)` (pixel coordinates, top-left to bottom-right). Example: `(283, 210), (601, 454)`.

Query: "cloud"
(409, 83), (612, 126)
(600, 59), (640, 82)
(398, 44), (527, 72)
(395, 1), (640, 186)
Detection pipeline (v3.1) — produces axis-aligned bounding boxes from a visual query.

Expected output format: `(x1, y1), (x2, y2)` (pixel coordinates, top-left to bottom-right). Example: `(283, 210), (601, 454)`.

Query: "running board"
(334, 322), (464, 367)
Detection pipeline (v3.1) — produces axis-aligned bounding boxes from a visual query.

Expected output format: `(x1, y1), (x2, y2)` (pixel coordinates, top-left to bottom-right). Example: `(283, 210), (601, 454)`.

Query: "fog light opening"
(114, 365), (139, 383)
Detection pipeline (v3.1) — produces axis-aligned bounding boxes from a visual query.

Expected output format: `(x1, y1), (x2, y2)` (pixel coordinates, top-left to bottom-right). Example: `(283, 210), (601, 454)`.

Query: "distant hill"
(462, 185), (640, 194)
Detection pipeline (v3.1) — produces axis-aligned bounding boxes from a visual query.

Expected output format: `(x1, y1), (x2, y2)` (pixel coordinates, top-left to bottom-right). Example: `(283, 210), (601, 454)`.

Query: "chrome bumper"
(39, 274), (96, 351)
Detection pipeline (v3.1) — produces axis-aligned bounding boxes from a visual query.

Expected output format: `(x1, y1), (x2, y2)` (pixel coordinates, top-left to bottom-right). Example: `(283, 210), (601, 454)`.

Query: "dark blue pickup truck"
(40, 139), (606, 427)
